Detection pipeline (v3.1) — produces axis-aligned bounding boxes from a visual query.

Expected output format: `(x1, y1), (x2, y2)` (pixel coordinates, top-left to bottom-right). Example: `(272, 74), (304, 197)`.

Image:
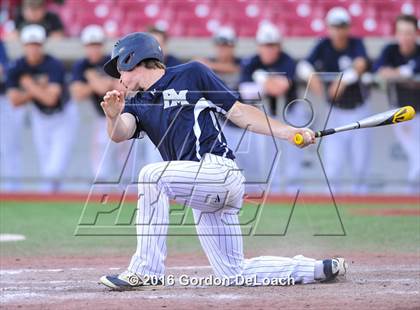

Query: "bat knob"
(294, 133), (304, 145)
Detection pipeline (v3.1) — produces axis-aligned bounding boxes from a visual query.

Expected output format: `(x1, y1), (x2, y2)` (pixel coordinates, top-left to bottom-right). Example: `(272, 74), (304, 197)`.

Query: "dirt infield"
(1, 253), (419, 310)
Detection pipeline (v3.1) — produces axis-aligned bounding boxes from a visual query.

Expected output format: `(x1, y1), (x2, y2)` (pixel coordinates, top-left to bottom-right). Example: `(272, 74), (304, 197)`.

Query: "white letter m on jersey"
(163, 89), (189, 109)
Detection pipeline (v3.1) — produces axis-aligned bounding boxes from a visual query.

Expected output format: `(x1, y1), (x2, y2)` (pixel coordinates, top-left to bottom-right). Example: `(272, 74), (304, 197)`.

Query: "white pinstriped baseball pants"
(128, 153), (316, 284)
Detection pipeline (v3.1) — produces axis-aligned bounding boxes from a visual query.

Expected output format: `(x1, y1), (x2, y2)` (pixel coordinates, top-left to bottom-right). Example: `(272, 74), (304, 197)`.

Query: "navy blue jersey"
(15, 11), (64, 36)
(72, 55), (111, 116)
(307, 37), (369, 109)
(373, 43), (420, 110)
(165, 54), (182, 67)
(0, 40), (8, 94)
(123, 61), (239, 161)
(208, 56), (242, 90)
(240, 51), (297, 115)
(6, 54), (65, 114)
(240, 52), (296, 83)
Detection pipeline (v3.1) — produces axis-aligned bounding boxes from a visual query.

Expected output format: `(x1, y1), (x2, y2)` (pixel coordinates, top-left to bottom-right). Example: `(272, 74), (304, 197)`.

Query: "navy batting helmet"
(103, 32), (164, 78)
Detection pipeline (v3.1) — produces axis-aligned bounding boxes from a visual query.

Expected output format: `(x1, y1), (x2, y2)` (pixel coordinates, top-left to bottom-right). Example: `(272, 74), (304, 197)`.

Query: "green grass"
(0, 200), (419, 258)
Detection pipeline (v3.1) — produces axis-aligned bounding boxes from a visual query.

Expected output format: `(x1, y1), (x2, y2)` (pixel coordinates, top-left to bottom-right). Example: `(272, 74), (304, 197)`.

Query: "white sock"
(314, 260), (325, 280)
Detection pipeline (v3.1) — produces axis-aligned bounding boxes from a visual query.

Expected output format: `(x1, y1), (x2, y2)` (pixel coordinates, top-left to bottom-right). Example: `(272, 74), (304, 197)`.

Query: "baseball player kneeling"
(98, 33), (347, 290)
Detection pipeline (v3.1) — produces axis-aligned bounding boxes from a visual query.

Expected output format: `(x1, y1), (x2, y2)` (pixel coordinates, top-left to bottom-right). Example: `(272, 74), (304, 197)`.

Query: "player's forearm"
(26, 85), (61, 107)
(227, 102), (293, 140)
(7, 90), (31, 107)
(353, 57), (367, 75)
(70, 83), (92, 102)
(106, 115), (132, 142)
(377, 66), (413, 80)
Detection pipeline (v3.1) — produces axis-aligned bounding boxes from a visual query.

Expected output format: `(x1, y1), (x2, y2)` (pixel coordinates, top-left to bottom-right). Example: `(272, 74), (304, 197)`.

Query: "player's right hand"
(101, 90), (124, 119)
(288, 127), (315, 148)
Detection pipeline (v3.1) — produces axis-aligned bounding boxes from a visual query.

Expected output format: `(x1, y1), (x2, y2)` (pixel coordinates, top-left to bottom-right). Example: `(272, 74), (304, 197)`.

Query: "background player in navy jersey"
(97, 32), (347, 290)
(11, 0), (65, 40)
(374, 14), (420, 193)
(297, 7), (370, 194)
(70, 25), (122, 181)
(197, 26), (241, 91)
(6, 24), (77, 192)
(239, 23), (303, 194)
(147, 26), (182, 68)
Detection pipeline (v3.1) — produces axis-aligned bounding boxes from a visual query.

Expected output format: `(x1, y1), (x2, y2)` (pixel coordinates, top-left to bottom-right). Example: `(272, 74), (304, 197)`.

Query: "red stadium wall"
(3, 0), (420, 38)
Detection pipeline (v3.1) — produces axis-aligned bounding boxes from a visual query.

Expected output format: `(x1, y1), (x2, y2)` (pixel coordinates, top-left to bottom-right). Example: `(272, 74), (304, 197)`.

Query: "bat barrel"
(293, 106), (416, 146)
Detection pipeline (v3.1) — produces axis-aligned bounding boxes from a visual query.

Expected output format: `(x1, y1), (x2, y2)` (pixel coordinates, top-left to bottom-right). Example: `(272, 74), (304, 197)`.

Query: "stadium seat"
(50, 0), (418, 38)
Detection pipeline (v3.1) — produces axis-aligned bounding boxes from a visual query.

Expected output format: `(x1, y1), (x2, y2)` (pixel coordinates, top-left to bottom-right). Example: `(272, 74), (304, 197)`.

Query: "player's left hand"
(288, 127), (315, 148)
(85, 69), (99, 81)
(19, 74), (35, 90)
(101, 90), (125, 119)
(264, 76), (289, 97)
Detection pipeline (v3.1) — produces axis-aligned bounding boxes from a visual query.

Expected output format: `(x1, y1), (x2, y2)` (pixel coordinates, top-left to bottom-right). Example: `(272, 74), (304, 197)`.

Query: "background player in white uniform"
(297, 7), (370, 194)
(6, 25), (77, 192)
(96, 32), (346, 289)
(198, 27), (259, 195)
(374, 14), (420, 193)
(0, 39), (26, 191)
(70, 25), (122, 181)
(239, 23), (305, 194)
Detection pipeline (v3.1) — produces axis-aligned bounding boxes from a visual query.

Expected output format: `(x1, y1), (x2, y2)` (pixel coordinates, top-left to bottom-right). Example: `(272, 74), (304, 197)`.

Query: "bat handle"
(293, 130), (328, 146)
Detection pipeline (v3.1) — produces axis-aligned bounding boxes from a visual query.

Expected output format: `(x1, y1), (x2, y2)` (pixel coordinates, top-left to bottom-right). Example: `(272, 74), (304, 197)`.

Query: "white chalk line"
(0, 291), (246, 304)
(0, 234), (26, 242)
(375, 290), (419, 295)
(356, 278), (418, 283)
(2, 265), (418, 276)
(0, 265), (212, 276)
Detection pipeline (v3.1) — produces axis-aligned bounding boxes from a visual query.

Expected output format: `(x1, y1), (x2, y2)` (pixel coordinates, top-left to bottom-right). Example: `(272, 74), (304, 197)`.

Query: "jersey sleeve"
(48, 59), (65, 85)
(413, 55), (420, 74)
(196, 61), (239, 114)
(5, 63), (20, 89)
(48, 12), (64, 32)
(282, 55), (296, 80)
(353, 38), (368, 59)
(122, 97), (144, 139)
(239, 57), (256, 83)
(373, 45), (394, 72)
(306, 40), (324, 66)
(0, 41), (8, 69)
(71, 60), (87, 82)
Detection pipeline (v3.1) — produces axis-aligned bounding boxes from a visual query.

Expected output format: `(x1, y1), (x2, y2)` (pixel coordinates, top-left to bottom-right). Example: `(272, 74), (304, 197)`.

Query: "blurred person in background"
(70, 25), (123, 181)
(296, 7), (370, 194)
(374, 14), (420, 193)
(239, 22), (302, 194)
(197, 26), (241, 90)
(6, 24), (77, 192)
(0, 39), (25, 191)
(10, 0), (64, 39)
(148, 26), (181, 67)
(197, 27), (248, 189)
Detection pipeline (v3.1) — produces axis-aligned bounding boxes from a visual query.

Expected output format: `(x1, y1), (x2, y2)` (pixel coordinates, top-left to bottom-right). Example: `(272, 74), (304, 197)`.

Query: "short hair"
(147, 26), (168, 41)
(23, 0), (45, 9)
(396, 14), (418, 30)
(139, 59), (166, 70)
